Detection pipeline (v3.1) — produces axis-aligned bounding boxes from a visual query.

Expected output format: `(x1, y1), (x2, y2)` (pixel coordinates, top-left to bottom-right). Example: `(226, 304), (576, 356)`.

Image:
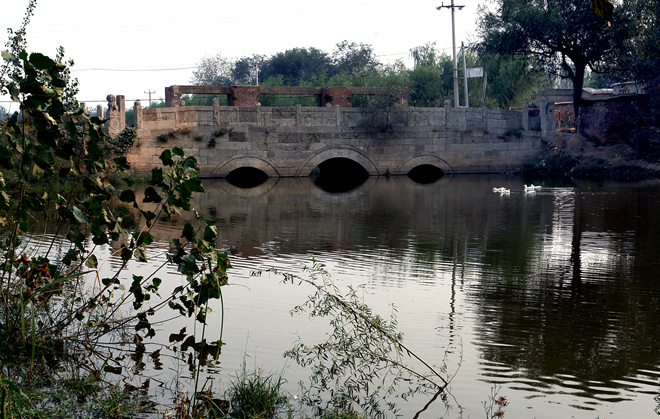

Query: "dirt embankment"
(521, 127), (660, 180)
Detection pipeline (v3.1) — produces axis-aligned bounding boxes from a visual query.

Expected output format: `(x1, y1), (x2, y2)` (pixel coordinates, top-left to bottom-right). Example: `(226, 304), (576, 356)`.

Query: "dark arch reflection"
(407, 164), (444, 184)
(225, 167), (269, 189)
(312, 158), (369, 193)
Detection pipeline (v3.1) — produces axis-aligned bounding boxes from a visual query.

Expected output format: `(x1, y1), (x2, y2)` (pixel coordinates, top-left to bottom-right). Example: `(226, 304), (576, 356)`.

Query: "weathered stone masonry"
(114, 96), (555, 178)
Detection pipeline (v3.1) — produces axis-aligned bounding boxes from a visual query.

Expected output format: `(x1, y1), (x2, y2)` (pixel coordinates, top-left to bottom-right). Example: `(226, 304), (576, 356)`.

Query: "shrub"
(213, 127), (231, 137)
(105, 126), (137, 153)
(226, 362), (287, 419)
(0, 47), (229, 417)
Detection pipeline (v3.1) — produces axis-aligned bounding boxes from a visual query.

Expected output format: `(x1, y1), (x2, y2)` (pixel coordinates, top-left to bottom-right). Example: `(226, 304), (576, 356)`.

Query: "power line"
(21, 1), (385, 40)
(72, 67), (196, 72)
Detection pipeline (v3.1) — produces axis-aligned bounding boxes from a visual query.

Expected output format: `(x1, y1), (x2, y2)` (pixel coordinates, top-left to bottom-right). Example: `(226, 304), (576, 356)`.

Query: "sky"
(1, 0), (481, 110)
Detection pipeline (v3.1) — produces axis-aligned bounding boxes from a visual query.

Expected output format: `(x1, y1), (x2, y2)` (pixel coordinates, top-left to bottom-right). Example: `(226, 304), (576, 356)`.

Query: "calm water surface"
(104, 175), (660, 418)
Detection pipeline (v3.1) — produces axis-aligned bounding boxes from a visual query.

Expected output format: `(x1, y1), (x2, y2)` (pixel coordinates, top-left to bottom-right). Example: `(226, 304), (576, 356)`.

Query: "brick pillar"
(165, 86), (182, 107)
(230, 86), (262, 106)
(322, 86), (352, 107)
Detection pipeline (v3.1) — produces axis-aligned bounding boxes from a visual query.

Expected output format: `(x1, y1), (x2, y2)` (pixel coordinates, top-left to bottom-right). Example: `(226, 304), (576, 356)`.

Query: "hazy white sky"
(1, 0), (481, 109)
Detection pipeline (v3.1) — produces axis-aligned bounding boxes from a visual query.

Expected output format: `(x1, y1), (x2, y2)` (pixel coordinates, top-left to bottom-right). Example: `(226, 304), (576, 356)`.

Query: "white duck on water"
(523, 184), (540, 193)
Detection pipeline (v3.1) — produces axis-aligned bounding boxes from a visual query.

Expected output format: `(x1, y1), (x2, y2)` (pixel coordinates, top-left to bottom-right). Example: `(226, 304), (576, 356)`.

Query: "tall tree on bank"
(189, 53), (234, 86)
(232, 54), (266, 85)
(476, 0), (626, 127)
(331, 41), (380, 76)
(260, 47), (332, 86)
(615, 0), (660, 124)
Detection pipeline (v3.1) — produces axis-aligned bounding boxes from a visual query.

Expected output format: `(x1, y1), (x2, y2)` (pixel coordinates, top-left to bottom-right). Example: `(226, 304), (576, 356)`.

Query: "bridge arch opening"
(407, 164), (445, 184)
(225, 167), (269, 188)
(312, 158), (369, 193)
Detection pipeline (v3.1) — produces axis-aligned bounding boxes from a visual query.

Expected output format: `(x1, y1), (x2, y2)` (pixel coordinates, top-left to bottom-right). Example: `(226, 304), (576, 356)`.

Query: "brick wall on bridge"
(116, 98), (555, 178)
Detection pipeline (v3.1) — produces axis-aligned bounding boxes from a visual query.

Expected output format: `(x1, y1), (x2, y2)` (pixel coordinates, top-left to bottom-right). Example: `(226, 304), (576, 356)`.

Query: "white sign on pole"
(467, 67), (484, 78)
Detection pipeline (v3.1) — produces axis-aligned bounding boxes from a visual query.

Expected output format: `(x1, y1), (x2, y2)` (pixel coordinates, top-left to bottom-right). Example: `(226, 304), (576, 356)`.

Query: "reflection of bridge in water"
(110, 87), (556, 179)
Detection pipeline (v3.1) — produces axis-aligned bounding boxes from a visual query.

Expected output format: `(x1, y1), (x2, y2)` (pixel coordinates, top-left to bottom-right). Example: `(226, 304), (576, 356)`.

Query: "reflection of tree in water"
(125, 176), (660, 394)
(471, 184), (660, 388)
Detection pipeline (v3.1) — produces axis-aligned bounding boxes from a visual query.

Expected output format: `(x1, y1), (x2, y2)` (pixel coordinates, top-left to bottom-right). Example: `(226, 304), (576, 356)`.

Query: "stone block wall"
(120, 100), (553, 178)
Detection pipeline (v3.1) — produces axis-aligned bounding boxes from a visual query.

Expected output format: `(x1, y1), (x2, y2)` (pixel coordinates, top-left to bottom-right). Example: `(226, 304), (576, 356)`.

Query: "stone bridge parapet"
(113, 96), (555, 178)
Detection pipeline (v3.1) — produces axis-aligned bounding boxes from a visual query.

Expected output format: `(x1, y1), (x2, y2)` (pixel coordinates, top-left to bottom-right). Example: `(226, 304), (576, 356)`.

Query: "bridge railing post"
(522, 104), (529, 131)
(213, 98), (220, 126)
(444, 100), (452, 127)
(134, 100), (143, 129)
(540, 100), (556, 140)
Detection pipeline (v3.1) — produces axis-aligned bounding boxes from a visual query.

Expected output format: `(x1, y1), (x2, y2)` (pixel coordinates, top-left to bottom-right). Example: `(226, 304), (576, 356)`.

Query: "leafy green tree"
(260, 47), (332, 86)
(331, 40), (379, 76)
(231, 54), (266, 85)
(189, 53), (234, 86)
(477, 0), (628, 126)
(481, 54), (548, 109)
(407, 43), (453, 107)
(613, 0), (660, 124)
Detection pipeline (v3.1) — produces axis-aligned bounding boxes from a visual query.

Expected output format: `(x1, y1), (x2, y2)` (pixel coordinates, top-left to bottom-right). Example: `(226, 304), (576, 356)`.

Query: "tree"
(477, 0), (628, 127)
(331, 40), (379, 76)
(407, 43), (454, 107)
(231, 54), (266, 85)
(189, 53), (234, 86)
(613, 0), (660, 124)
(481, 53), (548, 109)
(260, 47), (332, 86)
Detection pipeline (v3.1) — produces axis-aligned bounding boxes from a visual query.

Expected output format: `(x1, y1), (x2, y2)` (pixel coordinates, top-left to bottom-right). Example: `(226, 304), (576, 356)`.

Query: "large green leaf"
(85, 254), (98, 269)
(72, 206), (89, 224)
(134, 246), (148, 262)
(29, 52), (56, 70)
(143, 186), (162, 203)
(119, 190), (136, 203)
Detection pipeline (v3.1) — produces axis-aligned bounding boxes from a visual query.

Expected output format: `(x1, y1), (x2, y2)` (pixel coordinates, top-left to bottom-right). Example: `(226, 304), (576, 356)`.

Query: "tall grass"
(225, 361), (287, 419)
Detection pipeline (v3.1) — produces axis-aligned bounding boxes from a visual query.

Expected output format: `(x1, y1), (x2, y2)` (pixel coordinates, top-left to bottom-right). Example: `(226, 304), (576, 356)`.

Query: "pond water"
(99, 174), (660, 418)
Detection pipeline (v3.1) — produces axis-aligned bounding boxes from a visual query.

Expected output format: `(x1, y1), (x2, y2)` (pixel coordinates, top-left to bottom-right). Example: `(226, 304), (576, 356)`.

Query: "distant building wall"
(580, 94), (648, 143)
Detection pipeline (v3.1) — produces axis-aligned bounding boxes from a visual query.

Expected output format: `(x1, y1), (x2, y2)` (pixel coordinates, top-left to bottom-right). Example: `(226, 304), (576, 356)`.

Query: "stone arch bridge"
(112, 87), (555, 178)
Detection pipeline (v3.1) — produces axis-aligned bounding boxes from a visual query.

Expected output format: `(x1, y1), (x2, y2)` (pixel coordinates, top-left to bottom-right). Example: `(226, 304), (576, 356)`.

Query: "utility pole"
(437, 1), (464, 108)
(144, 90), (156, 107)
